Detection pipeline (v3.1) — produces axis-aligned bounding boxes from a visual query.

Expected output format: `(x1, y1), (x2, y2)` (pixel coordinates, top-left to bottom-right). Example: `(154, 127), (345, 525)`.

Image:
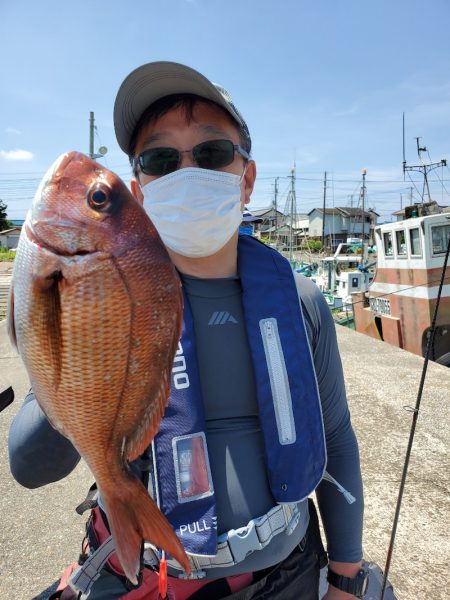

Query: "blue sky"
(1, 0), (450, 222)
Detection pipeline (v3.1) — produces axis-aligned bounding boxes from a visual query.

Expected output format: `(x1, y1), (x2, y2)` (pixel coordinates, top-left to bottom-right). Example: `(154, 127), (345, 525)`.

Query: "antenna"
(416, 137), (427, 161)
(403, 124), (447, 203)
(402, 113), (406, 181)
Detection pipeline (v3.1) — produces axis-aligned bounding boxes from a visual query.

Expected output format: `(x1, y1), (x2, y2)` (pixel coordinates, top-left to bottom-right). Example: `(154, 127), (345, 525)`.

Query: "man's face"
(131, 101), (256, 208)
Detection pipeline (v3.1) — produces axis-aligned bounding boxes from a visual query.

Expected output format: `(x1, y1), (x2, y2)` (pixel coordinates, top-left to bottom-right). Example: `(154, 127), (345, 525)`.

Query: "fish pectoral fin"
(101, 472), (190, 583)
(37, 273), (63, 383)
(21, 270), (63, 398)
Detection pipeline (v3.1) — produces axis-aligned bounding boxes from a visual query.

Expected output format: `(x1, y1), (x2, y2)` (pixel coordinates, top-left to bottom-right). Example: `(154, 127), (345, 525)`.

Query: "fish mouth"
(25, 222), (94, 258)
(33, 152), (85, 200)
(47, 151), (91, 182)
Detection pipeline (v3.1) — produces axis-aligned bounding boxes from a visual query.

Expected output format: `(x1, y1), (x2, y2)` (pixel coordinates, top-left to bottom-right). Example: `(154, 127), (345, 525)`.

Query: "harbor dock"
(0, 320), (448, 599)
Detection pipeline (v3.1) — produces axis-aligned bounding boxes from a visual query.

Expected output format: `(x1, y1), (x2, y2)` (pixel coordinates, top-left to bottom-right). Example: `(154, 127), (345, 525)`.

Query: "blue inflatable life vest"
(151, 235), (326, 557)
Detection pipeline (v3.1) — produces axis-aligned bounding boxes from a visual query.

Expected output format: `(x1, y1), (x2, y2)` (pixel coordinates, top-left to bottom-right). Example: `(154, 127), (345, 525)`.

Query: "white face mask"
(141, 167), (245, 257)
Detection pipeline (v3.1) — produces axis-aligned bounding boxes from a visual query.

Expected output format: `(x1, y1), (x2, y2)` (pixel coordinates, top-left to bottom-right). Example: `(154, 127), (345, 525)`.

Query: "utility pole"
(321, 171), (327, 251)
(89, 112), (95, 159)
(272, 177), (279, 244)
(288, 165), (297, 265)
(89, 112), (108, 160)
(360, 169), (367, 265)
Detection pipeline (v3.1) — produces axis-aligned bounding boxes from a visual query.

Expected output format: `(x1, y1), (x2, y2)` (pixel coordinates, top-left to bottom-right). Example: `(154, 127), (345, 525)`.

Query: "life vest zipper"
(260, 318), (296, 445)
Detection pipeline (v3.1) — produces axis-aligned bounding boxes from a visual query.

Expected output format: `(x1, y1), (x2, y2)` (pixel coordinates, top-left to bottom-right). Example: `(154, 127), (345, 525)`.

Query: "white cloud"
(5, 127), (21, 135)
(0, 149), (34, 161)
(332, 104), (359, 118)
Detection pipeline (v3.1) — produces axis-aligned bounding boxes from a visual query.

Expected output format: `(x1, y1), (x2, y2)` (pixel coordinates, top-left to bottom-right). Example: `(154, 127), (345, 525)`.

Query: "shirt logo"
(208, 311), (238, 326)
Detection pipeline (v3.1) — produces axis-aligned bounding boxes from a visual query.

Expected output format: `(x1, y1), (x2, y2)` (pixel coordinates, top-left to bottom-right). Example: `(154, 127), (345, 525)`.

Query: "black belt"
(185, 532), (309, 600)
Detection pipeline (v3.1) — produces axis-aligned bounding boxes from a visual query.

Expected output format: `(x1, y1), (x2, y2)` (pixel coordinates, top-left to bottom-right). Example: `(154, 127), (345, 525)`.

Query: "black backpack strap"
(185, 578), (232, 599)
(0, 386), (14, 413)
(76, 482), (98, 515)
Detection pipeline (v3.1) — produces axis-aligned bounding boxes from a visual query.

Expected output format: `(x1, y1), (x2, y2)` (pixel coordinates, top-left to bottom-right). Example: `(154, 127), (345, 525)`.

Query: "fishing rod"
(379, 232), (450, 600)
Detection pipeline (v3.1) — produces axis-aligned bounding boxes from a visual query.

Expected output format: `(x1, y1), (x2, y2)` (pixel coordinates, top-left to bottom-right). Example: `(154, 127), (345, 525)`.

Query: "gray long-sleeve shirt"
(8, 271), (363, 572)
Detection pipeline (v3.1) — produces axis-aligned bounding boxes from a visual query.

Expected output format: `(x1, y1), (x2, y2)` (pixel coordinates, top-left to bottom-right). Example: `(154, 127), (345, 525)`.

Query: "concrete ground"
(0, 319), (448, 599)
(336, 326), (449, 600)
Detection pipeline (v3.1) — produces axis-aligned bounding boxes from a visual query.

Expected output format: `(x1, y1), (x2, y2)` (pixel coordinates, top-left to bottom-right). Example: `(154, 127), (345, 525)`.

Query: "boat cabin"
(311, 242), (375, 308)
(353, 213), (450, 363)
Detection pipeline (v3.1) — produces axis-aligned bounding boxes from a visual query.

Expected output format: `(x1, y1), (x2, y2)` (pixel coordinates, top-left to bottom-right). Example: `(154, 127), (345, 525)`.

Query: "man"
(9, 62), (366, 599)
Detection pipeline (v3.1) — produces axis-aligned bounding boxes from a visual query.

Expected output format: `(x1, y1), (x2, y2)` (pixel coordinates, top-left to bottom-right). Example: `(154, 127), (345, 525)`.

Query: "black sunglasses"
(134, 139), (250, 177)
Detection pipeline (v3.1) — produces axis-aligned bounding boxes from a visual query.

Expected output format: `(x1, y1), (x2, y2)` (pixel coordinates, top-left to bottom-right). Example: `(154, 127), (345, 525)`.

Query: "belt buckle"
(286, 509), (301, 535)
(227, 520), (262, 563)
(178, 569), (207, 580)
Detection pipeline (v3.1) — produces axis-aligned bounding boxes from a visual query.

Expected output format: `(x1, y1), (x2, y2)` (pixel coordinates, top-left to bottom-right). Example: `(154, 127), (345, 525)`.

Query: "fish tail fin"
(102, 474), (191, 584)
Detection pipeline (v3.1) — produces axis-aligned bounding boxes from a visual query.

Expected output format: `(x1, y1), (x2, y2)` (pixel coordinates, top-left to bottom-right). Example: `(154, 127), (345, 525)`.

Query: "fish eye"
(88, 184), (110, 211)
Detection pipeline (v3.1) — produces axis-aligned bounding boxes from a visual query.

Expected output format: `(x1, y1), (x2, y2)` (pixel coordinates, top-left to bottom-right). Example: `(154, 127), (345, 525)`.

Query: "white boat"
(311, 242), (376, 309)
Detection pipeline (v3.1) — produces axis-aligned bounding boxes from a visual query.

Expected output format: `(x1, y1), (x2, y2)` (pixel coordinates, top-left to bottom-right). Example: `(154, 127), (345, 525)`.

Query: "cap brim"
(114, 61), (244, 155)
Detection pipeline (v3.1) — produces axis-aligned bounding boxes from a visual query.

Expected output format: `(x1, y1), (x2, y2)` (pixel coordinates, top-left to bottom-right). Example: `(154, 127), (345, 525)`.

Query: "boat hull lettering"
(369, 297), (391, 316)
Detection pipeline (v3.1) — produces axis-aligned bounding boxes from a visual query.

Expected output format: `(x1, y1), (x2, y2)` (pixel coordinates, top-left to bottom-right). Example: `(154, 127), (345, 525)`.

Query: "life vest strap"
(151, 501), (302, 578)
(69, 535), (116, 594)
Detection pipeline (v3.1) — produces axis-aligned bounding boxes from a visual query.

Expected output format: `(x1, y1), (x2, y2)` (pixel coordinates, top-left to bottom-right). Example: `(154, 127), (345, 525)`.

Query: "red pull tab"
(158, 555), (168, 599)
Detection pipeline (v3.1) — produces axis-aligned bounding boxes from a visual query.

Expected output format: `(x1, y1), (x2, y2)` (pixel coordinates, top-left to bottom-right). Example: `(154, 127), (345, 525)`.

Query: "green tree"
(0, 199), (13, 231)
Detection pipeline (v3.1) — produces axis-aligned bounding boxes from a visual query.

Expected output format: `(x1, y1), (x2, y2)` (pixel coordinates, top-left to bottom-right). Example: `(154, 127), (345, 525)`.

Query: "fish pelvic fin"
(101, 472), (191, 584)
(6, 284), (17, 352)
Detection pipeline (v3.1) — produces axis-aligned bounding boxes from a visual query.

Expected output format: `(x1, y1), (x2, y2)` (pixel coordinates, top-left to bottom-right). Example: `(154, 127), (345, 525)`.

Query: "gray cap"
(114, 61), (250, 156)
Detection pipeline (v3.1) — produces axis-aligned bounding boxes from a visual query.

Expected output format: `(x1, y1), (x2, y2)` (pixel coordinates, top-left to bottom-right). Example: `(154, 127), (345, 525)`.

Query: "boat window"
(409, 228), (422, 256)
(431, 224), (450, 255)
(351, 276), (359, 288)
(383, 231), (393, 257)
(395, 230), (407, 256)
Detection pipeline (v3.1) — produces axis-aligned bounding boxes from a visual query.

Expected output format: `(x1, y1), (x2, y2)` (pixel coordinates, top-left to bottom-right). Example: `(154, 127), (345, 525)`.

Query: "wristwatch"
(327, 567), (369, 598)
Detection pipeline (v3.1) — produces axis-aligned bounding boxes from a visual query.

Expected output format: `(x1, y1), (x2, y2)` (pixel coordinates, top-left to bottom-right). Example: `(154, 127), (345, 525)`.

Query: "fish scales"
(8, 151), (190, 583)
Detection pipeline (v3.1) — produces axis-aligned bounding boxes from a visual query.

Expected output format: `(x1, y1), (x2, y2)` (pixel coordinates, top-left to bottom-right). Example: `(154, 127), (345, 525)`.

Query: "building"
(307, 207), (378, 249)
(247, 207), (286, 234)
(267, 214), (309, 249)
(0, 227), (22, 250)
